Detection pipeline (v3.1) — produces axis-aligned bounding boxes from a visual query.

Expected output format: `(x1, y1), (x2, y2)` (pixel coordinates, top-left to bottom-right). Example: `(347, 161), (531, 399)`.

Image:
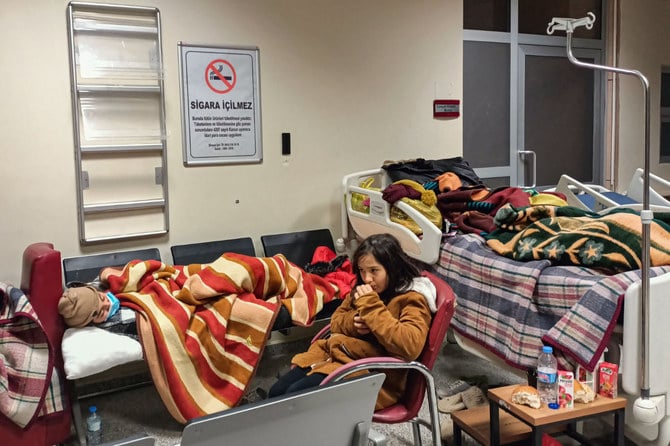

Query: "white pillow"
(62, 326), (144, 380)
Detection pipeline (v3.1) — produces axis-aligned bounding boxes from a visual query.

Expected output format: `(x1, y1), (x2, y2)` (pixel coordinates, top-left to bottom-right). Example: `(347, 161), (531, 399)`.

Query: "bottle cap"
(89, 405), (97, 413)
(548, 402), (559, 410)
(542, 346), (553, 354)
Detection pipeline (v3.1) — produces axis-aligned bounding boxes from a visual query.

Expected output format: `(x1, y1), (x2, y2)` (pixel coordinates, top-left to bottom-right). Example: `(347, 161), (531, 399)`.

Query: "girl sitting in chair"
(269, 233), (436, 410)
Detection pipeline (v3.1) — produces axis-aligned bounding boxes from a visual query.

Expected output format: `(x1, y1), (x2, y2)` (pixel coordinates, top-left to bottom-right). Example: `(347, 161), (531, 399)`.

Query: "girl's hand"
(353, 313), (371, 335)
(353, 284), (373, 300)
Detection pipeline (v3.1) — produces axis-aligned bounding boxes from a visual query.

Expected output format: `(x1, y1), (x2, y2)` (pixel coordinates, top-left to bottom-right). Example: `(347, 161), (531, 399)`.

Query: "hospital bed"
(339, 165), (670, 445)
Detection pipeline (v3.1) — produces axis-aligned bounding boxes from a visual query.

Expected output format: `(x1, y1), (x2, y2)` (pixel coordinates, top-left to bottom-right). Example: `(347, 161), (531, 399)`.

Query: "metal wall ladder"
(66, 1), (168, 244)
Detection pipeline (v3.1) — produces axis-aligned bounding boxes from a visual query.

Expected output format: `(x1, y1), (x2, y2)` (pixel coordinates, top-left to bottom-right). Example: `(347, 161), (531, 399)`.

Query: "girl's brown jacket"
(291, 284), (433, 410)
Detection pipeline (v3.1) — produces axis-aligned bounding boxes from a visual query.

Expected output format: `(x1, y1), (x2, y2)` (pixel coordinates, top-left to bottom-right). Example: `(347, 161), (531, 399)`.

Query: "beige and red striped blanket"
(104, 252), (352, 423)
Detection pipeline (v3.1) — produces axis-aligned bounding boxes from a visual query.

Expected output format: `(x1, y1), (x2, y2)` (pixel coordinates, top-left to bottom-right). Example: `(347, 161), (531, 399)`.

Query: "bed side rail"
(625, 168), (670, 207)
(557, 173), (670, 214)
(555, 174), (621, 212)
(340, 169), (442, 265)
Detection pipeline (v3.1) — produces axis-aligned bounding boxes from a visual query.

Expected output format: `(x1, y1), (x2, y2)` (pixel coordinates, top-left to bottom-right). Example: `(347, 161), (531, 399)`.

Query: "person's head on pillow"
(57, 285), (119, 327)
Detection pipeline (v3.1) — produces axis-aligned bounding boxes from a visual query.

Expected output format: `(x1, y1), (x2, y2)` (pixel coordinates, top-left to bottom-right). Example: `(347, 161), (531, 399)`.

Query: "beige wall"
(0, 0), (463, 283)
(616, 0), (670, 187)
(7, 1), (664, 286)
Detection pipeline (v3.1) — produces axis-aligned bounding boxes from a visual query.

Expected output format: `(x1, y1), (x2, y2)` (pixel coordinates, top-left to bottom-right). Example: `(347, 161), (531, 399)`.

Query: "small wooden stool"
(451, 405), (531, 446)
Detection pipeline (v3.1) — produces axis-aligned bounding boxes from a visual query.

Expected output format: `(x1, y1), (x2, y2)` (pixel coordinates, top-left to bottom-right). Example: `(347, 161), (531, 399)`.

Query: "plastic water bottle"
(536, 345), (558, 407)
(86, 405), (102, 445)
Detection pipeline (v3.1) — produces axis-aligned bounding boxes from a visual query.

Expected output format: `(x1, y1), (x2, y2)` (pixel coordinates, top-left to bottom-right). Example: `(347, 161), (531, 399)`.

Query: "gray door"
(518, 45), (603, 188)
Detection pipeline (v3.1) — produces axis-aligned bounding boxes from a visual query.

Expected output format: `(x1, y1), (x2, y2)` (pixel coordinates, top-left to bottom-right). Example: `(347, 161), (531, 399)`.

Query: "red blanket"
(104, 252), (353, 423)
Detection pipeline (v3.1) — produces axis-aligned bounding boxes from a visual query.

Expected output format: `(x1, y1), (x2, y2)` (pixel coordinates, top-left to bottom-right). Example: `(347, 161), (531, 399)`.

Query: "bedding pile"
(378, 157), (570, 236)
(433, 234), (670, 372)
(102, 252), (354, 423)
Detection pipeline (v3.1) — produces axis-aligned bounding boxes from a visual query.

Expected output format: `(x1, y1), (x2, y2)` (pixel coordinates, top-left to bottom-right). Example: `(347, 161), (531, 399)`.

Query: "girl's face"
(92, 292), (112, 323)
(357, 254), (389, 294)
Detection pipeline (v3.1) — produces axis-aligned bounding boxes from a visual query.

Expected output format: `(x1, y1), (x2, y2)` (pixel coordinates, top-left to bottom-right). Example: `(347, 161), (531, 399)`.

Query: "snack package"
(574, 379), (596, 403)
(598, 362), (619, 398)
(576, 364), (595, 390)
(557, 370), (574, 408)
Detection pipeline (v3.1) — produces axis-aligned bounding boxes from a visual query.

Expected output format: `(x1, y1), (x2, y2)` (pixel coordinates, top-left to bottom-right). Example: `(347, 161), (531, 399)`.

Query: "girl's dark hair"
(353, 233), (422, 300)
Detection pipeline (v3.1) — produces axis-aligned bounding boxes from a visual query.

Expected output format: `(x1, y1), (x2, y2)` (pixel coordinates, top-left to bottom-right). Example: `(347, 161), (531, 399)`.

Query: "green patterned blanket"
(486, 204), (670, 273)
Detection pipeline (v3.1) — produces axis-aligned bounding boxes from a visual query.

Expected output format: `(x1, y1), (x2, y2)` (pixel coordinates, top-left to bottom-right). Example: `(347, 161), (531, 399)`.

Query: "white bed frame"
(339, 168), (442, 265)
(620, 274), (670, 445)
(339, 166), (670, 444)
(555, 168), (670, 213)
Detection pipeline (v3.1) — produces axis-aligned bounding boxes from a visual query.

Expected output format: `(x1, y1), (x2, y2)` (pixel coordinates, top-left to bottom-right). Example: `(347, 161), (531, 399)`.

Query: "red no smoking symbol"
(205, 59), (237, 94)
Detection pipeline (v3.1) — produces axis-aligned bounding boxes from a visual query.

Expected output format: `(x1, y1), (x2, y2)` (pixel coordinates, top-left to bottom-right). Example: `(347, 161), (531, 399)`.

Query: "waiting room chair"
(261, 228), (335, 269)
(63, 248), (162, 285)
(61, 248), (162, 446)
(0, 243), (72, 446)
(315, 271), (456, 446)
(171, 237), (256, 265)
(261, 229), (341, 324)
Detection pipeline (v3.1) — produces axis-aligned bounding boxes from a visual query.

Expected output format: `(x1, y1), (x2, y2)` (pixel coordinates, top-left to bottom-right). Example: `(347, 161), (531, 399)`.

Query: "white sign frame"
(178, 43), (262, 165)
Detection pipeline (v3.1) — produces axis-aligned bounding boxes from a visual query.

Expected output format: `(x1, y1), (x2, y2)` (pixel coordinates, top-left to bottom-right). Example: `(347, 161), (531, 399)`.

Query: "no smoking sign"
(205, 59), (237, 94)
(179, 43), (262, 165)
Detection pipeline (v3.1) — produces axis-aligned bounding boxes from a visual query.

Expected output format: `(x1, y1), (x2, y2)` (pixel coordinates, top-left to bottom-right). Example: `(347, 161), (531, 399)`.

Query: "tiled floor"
(69, 336), (634, 446)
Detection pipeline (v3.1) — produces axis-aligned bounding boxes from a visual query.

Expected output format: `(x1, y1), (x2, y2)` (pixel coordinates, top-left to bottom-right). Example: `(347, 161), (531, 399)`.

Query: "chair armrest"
(321, 357), (429, 386)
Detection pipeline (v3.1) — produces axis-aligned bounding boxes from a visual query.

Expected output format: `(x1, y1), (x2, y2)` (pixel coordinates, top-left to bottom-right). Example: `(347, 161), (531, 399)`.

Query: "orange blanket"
(104, 253), (352, 422)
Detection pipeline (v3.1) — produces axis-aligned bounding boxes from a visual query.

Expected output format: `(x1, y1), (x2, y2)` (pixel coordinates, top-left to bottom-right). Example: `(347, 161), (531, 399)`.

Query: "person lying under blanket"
(56, 250), (357, 422)
(57, 248), (354, 332)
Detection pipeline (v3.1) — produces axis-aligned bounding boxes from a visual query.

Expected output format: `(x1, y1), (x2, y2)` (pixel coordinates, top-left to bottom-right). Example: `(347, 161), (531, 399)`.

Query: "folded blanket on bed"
(433, 234), (670, 372)
(0, 282), (64, 428)
(486, 204), (670, 273)
(103, 253), (353, 423)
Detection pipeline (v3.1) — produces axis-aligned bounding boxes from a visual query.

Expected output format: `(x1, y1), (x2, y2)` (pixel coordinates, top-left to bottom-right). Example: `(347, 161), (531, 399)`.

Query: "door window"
(518, 0), (601, 38)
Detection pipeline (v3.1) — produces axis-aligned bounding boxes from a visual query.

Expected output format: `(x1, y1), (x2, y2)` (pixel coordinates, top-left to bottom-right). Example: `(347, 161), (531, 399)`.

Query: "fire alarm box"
(433, 100), (460, 118)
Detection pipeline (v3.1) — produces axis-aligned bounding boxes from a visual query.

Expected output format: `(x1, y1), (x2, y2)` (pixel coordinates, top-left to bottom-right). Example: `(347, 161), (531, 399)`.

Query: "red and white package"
(558, 370), (574, 408)
(598, 362), (618, 398)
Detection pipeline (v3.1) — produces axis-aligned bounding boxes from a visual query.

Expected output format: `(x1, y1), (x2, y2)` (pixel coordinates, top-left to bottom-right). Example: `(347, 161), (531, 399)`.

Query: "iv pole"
(547, 13), (657, 422)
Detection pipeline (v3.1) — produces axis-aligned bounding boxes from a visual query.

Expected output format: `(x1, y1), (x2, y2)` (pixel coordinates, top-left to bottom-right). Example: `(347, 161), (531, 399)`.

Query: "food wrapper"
(558, 370), (574, 408)
(598, 362), (618, 398)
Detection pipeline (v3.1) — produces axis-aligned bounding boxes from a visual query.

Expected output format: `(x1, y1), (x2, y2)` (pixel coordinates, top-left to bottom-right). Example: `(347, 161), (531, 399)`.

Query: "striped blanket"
(0, 282), (58, 428)
(104, 253), (352, 423)
(432, 234), (670, 372)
